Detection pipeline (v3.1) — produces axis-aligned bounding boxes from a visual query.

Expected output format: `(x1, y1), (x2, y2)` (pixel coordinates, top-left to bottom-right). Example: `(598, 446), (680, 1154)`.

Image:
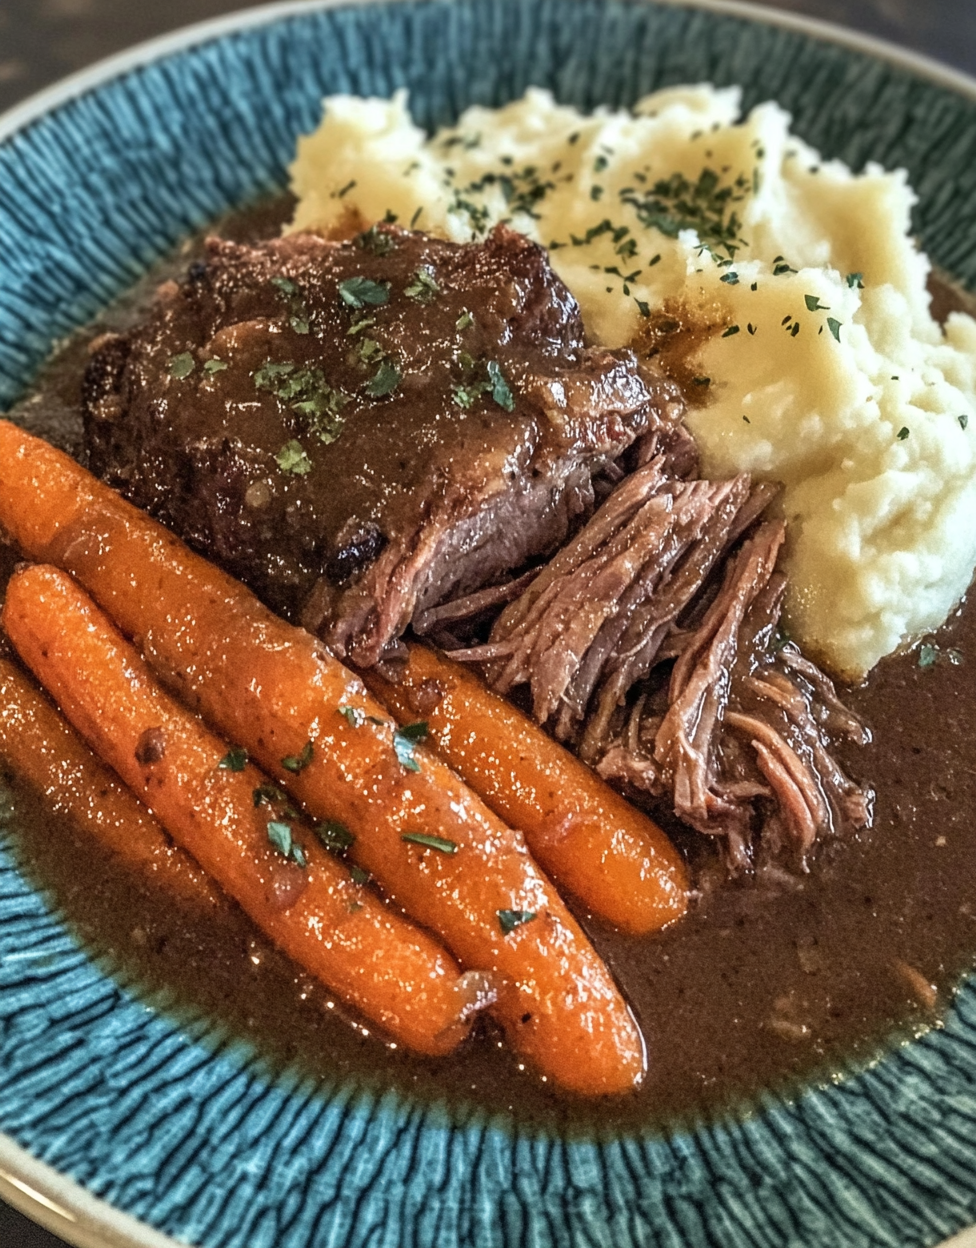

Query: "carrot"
(0, 658), (217, 905)
(362, 643), (688, 934)
(2, 564), (475, 1058)
(0, 421), (645, 1095)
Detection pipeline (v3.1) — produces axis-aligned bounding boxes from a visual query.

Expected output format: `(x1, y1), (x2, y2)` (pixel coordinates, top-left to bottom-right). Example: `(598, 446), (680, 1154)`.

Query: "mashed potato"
(289, 86), (976, 679)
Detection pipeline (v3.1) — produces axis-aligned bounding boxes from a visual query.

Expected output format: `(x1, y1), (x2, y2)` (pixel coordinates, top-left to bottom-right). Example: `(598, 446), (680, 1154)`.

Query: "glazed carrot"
(0, 658), (217, 905)
(0, 422), (645, 1095)
(363, 643), (688, 934)
(3, 564), (475, 1058)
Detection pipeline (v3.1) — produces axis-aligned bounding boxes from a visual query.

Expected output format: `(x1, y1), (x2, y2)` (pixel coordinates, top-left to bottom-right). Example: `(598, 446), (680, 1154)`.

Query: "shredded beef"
(449, 453), (871, 873)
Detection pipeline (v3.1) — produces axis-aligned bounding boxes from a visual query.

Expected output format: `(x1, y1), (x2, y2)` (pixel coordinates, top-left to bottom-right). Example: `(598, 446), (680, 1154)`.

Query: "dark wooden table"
(1, 0), (973, 1244)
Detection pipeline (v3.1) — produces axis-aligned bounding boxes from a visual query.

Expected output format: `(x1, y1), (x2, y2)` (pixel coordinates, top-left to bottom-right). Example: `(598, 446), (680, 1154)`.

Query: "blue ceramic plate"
(4, 3), (976, 1245)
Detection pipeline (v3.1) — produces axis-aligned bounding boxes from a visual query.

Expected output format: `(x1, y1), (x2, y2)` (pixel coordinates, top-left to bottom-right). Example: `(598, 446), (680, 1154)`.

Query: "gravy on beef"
(84, 222), (679, 667)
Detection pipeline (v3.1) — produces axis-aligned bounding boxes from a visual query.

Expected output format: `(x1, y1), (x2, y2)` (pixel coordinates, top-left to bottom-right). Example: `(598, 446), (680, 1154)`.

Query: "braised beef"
(450, 455), (870, 872)
(84, 223), (679, 665)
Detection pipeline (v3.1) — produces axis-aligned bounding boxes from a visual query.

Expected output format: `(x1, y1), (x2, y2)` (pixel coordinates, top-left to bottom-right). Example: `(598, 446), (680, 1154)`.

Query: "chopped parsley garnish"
(846, 272), (864, 288)
(404, 266), (440, 303)
(569, 218), (621, 247)
(719, 271), (739, 285)
(347, 316), (375, 336)
(272, 275), (311, 335)
(747, 323), (756, 335)
(960, 414), (969, 430)
(365, 359), (401, 397)
(790, 323), (800, 338)
(275, 440), (312, 476)
(267, 821), (307, 867)
(255, 361), (351, 445)
(281, 740), (314, 774)
(456, 310), (475, 331)
(335, 179), (356, 199)
(218, 747), (248, 771)
(402, 832), (458, 854)
(635, 298), (651, 317)
(349, 864), (371, 885)
(487, 360), (515, 411)
(497, 909), (537, 936)
(357, 337), (384, 364)
(339, 705), (366, 728)
(451, 359), (516, 411)
(449, 164), (556, 234)
(773, 262), (795, 276)
(590, 185), (604, 201)
(594, 154), (609, 172)
(168, 351), (195, 379)
(897, 426), (910, 440)
(410, 206), (423, 229)
(692, 376), (711, 387)
(393, 721), (428, 772)
(722, 325), (740, 338)
(619, 166), (749, 262)
(356, 224), (396, 256)
(203, 358), (228, 374)
(450, 196), (491, 235)
(452, 383), (482, 409)
(918, 643), (938, 668)
(826, 317), (842, 342)
(804, 294), (828, 311)
(338, 276), (391, 308)
(316, 820), (355, 854)
(254, 361), (295, 387)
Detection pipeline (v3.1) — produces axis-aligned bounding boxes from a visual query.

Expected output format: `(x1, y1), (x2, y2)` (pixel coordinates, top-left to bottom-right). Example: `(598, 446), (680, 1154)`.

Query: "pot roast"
(84, 223), (679, 666)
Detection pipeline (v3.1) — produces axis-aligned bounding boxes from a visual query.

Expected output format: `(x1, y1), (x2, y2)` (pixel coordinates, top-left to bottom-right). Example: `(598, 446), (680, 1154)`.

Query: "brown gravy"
(2, 201), (974, 1138)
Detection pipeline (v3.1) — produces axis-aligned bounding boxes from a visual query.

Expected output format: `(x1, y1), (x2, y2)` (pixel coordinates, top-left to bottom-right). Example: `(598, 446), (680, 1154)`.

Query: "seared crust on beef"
(84, 223), (680, 664)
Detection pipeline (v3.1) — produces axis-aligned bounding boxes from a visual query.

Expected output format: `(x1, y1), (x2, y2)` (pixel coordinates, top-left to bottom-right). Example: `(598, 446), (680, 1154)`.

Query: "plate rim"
(3, 1), (976, 1246)
(4, 0), (976, 149)
(0, 1134), (184, 1248)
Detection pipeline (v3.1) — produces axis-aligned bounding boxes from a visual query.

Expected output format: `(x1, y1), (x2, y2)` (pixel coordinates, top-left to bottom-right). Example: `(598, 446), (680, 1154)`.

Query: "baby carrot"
(0, 658), (217, 905)
(3, 563), (474, 1058)
(0, 422), (645, 1095)
(362, 643), (688, 934)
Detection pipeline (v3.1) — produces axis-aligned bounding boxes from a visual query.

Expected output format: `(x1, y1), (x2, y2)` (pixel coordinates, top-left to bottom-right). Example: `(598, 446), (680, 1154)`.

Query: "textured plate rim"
(4, 0), (976, 148)
(0, 1135), (182, 1248)
(4, 1), (976, 1246)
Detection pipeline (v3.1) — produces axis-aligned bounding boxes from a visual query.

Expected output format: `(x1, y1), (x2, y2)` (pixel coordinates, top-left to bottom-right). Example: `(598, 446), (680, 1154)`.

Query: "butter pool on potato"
(289, 84), (976, 681)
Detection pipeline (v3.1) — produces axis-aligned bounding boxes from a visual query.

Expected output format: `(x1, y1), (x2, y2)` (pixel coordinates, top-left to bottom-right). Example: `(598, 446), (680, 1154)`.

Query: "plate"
(3, 2), (976, 1245)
